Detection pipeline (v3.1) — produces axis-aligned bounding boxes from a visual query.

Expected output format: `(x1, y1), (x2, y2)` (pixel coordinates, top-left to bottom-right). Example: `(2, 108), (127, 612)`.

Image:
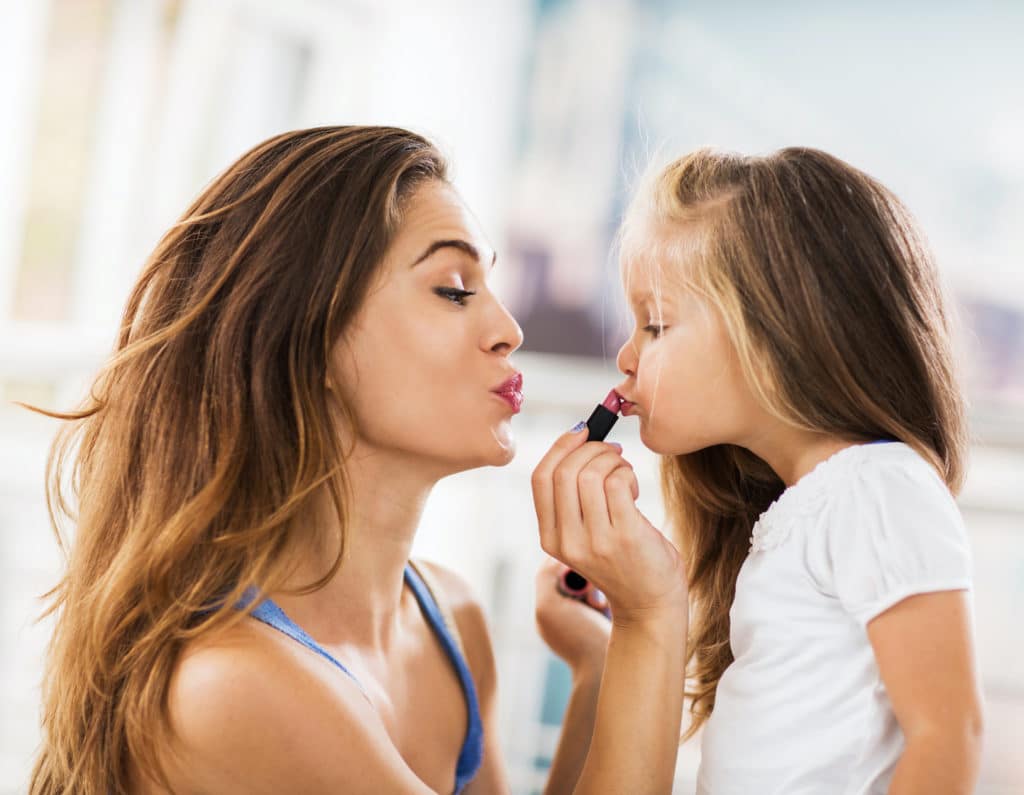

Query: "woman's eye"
(642, 324), (665, 338)
(434, 286), (477, 306)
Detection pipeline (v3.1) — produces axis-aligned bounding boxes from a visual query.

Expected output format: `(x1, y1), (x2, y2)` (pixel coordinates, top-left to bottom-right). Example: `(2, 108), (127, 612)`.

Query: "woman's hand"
(535, 557), (611, 676)
(530, 427), (687, 626)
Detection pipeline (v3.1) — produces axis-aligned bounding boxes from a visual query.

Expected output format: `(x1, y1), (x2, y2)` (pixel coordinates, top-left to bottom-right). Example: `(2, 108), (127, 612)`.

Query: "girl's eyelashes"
(434, 286), (477, 306)
(642, 324), (666, 338)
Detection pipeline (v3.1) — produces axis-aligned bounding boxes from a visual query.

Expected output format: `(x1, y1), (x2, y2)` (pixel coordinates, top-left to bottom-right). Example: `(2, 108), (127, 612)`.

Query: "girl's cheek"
(637, 349), (658, 402)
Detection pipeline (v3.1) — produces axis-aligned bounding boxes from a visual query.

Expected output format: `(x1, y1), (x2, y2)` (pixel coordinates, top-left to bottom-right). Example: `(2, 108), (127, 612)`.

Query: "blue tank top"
(244, 564), (484, 794)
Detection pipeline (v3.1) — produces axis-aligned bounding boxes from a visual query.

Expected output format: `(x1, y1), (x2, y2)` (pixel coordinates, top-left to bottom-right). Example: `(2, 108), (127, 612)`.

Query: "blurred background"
(1, 0), (1021, 792)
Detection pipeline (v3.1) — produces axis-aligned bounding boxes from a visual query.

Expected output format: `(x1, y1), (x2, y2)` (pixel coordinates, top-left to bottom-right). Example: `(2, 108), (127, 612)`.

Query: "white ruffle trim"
(749, 443), (877, 553)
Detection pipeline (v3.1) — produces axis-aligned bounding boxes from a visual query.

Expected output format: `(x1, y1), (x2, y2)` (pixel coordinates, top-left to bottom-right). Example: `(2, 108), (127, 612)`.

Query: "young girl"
(28, 125), (686, 795)
(535, 147), (983, 793)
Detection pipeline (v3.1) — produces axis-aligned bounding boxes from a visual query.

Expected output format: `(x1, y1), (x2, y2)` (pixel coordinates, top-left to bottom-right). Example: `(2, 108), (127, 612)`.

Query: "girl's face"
(330, 182), (524, 475)
(614, 243), (767, 456)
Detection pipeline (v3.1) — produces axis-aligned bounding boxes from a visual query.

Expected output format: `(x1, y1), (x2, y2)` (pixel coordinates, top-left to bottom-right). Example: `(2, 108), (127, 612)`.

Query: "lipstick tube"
(558, 568), (591, 596)
(585, 389), (623, 442)
(559, 389), (624, 619)
(558, 567), (611, 619)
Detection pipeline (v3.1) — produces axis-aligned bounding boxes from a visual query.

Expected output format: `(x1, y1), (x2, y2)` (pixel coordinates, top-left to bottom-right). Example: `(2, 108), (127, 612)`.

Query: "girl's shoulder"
(821, 441), (962, 533)
(751, 442), (957, 553)
(773, 442), (972, 627)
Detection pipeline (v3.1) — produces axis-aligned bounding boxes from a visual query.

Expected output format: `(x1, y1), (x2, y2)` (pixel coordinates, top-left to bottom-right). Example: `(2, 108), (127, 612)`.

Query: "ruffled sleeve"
(807, 451), (973, 627)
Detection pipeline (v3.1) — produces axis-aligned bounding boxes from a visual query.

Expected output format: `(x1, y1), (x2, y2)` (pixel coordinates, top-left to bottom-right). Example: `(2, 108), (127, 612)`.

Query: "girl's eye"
(642, 324), (665, 338)
(434, 287), (477, 306)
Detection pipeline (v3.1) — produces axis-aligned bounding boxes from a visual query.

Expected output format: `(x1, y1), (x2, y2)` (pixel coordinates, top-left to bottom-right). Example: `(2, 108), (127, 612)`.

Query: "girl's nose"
(616, 338), (637, 377)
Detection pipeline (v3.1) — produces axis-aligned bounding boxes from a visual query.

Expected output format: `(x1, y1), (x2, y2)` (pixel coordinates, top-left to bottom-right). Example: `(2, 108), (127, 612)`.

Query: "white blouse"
(695, 442), (973, 795)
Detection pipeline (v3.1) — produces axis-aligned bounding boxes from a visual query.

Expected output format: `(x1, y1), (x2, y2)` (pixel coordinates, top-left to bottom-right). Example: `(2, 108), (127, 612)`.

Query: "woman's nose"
(485, 300), (524, 355)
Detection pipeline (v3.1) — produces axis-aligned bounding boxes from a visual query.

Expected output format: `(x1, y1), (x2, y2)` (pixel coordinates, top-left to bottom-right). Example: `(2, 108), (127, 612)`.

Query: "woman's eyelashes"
(642, 323), (666, 338)
(434, 286), (477, 306)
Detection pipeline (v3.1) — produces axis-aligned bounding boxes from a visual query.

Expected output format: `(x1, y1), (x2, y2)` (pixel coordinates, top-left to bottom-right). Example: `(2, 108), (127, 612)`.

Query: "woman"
(30, 126), (687, 794)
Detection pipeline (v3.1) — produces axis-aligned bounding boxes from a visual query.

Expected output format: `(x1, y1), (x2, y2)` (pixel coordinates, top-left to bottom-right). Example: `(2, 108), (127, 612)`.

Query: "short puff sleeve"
(807, 454), (972, 627)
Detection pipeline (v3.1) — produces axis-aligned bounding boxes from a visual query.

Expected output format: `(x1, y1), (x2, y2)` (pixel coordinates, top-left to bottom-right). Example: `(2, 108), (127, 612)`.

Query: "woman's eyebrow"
(409, 239), (497, 269)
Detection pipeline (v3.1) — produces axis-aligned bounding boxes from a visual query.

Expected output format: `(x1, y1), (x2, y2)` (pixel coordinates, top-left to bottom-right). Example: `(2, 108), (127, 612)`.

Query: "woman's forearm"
(543, 667), (603, 795)
(573, 607), (687, 795)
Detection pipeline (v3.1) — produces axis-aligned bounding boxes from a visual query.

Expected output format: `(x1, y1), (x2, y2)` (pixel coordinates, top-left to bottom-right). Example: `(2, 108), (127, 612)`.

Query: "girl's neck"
(745, 426), (863, 487)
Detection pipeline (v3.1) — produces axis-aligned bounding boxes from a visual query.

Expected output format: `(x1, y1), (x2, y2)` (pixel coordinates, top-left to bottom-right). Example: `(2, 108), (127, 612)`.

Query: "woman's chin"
(491, 443), (516, 466)
(437, 426), (516, 473)
(487, 424), (517, 466)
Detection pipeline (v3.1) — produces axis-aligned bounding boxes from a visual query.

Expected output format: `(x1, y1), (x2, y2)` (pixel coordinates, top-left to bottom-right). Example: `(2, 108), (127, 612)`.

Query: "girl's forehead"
(620, 245), (690, 304)
(620, 215), (708, 297)
(620, 254), (658, 297)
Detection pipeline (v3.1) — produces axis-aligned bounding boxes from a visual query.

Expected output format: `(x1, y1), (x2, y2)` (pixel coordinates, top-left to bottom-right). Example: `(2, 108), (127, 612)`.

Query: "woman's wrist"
(570, 658), (605, 690)
(610, 589), (689, 633)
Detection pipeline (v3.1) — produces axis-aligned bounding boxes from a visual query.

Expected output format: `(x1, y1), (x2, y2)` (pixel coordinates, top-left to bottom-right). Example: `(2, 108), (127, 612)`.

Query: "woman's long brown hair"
(27, 126), (448, 793)
(620, 147), (968, 741)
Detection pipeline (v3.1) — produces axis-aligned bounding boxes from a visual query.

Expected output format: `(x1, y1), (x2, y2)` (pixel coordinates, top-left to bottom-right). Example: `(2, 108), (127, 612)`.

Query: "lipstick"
(559, 388), (625, 619)
(557, 567), (611, 619)
(585, 389), (624, 442)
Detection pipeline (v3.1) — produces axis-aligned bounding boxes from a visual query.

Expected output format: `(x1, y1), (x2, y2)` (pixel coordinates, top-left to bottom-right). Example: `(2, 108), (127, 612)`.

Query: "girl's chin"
(640, 425), (693, 457)
(639, 424), (670, 455)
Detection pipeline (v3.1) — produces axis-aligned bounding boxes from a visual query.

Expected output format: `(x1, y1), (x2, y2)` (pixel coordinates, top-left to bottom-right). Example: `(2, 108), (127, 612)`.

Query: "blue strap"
(241, 568), (484, 794)
(403, 565), (485, 795)
(246, 593), (370, 698)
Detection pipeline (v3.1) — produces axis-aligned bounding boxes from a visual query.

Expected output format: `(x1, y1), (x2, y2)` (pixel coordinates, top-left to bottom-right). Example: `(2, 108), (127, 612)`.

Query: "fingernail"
(609, 442), (622, 452)
(570, 421), (587, 433)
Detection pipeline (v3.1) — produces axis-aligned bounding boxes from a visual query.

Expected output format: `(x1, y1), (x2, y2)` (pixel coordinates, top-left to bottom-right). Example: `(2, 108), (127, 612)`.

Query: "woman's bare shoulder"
(414, 560), (497, 693)
(156, 618), (432, 794)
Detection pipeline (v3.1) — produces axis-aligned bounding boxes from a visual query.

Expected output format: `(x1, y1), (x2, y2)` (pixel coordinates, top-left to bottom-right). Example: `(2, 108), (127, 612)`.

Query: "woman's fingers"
(531, 427), (589, 554)
(531, 427), (620, 556)
(577, 451), (632, 561)
(605, 465), (642, 530)
(551, 442), (623, 558)
(586, 587), (609, 612)
(577, 451), (629, 524)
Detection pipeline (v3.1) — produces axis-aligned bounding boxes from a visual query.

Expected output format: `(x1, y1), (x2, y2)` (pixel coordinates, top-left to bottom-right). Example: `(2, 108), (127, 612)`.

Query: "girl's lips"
(619, 400), (638, 415)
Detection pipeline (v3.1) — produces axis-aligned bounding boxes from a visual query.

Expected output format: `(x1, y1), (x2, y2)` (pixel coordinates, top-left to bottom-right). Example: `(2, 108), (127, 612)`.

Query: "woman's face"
(613, 240), (767, 456)
(330, 182), (524, 475)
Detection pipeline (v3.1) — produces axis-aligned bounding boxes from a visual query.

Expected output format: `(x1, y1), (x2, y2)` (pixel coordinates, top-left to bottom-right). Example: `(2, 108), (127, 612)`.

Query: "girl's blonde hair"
(621, 147), (968, 741)
(27, 126), (448, 793)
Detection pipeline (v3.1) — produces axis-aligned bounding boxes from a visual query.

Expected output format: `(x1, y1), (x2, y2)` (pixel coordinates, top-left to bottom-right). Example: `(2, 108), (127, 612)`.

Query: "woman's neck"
(273, 444), (439, 653)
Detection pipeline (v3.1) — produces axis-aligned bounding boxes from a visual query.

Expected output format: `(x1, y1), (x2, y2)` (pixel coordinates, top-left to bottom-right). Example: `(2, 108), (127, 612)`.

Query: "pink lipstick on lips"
(585, 389), (624, 441)
(492, 372), (524, 413)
